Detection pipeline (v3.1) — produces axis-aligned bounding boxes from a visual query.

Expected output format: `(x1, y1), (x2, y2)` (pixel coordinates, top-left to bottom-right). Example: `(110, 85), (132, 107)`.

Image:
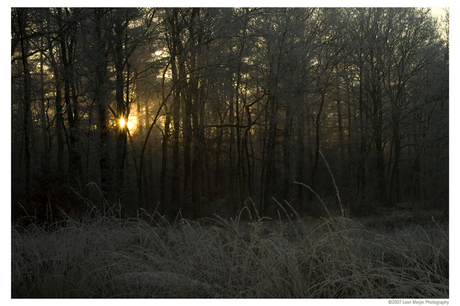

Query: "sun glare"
(119, 116), (138, 134)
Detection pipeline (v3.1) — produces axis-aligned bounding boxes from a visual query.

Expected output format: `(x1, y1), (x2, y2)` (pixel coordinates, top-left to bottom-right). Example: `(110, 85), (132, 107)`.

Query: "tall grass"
(12, 159), (448, 298)
(11, 204), (448, 298)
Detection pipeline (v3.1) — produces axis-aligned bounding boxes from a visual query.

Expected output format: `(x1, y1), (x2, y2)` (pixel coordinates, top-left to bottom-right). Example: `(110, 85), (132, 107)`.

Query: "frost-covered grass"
(11, 208), (448, 298)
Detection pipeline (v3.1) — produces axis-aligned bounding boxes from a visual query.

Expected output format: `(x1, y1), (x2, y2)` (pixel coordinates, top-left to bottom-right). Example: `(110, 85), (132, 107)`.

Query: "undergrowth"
(12, 152), (448, 298)
(11, 204), (449, 298)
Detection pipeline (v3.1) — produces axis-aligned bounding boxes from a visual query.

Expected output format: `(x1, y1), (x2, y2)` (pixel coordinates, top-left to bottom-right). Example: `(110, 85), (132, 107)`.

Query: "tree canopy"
(11, 8), (448, 222)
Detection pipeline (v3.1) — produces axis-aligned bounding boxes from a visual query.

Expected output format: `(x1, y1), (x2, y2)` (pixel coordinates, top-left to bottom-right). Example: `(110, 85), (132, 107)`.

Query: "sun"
(119, 117), (137, 134)
(119, 118), (127, 128)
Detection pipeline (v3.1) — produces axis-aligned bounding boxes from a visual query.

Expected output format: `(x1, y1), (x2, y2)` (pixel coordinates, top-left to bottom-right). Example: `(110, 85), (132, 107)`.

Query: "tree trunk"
(171, 65), (181, 212)
(58, 8), (83, 192)
(39, 36), (50, 171)
(282, 111), (291, 202)
(114, 16), (128, 205)
(389, 121), (401, 205)
(336, 78), (346, 182)
(357, 64), (366, 202)
(47, 17), (64, 175)
(295, 103), (305, 213)
(371, 82), (387, 205)
(263, 94), (278, 215)
(94, 9), (111, 203)
(160, 105), (171, 215)
(189, 8), (202, 218)
(310, 91), (326, 196)
(243, 105), (255, 202)
(166, 9), (181, 213)
(17, 8), (31, 204)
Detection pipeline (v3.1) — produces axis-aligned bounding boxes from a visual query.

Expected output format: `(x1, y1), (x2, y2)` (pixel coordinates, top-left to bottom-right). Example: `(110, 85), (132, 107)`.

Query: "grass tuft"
(12, 203), (448, 298)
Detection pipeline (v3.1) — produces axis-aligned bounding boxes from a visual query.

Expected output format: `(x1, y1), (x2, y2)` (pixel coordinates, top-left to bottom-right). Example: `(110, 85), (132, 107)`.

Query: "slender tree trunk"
(114, 16), (128, 205)
(58, 8), (82, 191)
(214, 118), (223, 190)
(282, 111), (291, 202)
(295, 101), (305, 213)
(371, 82), (386, 205)
(160, 105), (171, 215)
(389, 121), (401, 204)
(183, 91), (192, 200)
(39, 36), (50, 172)
(55, 82), (65, 174)
(17, 8), (31, 204)
(310, 91), (326, 196)
(336, 78), (346, 182)
(235, 77), (245, 213)
(358, 65), (366, 202)
(259, 99), (268, 216)
(171, 60), (181, 210)
(243, 105), (255, 201)
(69, 81), (83, 190)
(165, 9), (182, 212)
(94, 9), (110, 202)
(189, 8), (202, 218)
(228, 77), (236, 213)
(346, 77), (352, 187)
(263, 94), (278, 215)
(47, 19), (64, 174)
(181, 50), (192, 200)
(160, 48), (172, 214)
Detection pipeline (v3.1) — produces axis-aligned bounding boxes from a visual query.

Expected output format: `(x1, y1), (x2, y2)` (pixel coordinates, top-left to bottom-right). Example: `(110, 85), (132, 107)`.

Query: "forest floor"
(11, 207), (449, 298)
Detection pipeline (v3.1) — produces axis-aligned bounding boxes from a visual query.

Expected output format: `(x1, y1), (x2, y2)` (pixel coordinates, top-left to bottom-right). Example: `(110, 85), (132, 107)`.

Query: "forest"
(11, 7), (450, 299)
(11, 7), (449, 223)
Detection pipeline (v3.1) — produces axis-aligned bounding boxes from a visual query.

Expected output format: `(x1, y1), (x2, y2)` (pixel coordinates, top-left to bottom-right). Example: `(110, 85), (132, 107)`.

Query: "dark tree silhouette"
(11, 7), (448, 222)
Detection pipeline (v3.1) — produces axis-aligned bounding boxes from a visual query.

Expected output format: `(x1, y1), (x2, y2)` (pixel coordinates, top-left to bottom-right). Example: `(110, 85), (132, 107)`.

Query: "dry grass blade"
(319, 150), (344, 216)
(294, 181), (333, 219)
(12, 201), (448, 298)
